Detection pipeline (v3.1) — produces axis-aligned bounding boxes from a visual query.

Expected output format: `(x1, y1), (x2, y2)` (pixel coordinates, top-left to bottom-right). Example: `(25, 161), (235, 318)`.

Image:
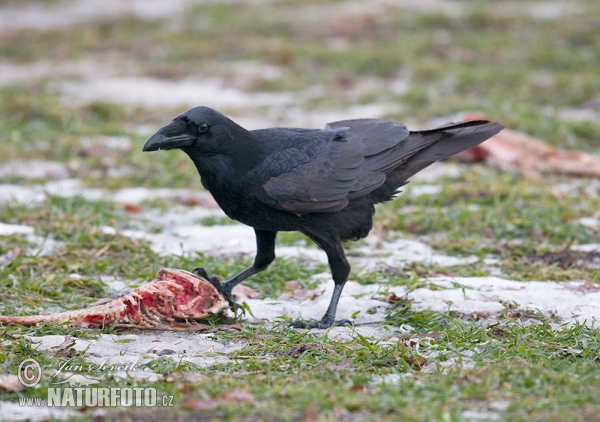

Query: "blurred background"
(1, 3), (600, 421)
(0, 0), (598, 191)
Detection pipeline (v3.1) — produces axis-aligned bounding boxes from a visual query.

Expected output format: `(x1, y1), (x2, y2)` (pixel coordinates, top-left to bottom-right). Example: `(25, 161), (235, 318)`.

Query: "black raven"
(143, 107), (503, 328)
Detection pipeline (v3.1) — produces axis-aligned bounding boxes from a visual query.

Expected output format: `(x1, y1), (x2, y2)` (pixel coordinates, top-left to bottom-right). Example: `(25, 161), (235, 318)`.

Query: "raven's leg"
(194, 229), (276, 310)
(290, 235), (352, 329)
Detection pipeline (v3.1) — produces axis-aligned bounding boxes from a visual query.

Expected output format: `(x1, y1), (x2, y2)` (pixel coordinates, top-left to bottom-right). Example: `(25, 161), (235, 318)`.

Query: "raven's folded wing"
(253, 119), (503, 214)
(253, 120), (411, 214)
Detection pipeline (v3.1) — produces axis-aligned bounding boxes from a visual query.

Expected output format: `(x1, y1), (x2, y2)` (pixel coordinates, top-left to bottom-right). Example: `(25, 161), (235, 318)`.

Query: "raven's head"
(143, 106), (245, 155)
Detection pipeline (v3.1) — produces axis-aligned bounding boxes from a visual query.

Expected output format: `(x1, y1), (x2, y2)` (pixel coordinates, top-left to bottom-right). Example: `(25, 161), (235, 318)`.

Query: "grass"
(1, 0), (600, 421)
(4, 316), (600, 421)
(374, 168), (600, 282)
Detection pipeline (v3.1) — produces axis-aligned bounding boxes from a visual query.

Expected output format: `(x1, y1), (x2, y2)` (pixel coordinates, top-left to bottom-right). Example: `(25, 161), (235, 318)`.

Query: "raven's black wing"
(253, 119), (503, 214)
(252, 119), (412, 214)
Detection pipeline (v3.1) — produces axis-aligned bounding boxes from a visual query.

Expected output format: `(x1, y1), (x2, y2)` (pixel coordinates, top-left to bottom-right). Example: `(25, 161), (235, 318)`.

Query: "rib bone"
(0, 269), (228, 329)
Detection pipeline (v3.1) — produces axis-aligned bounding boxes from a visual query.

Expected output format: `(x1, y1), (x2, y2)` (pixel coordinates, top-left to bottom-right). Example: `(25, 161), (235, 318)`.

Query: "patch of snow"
(0, 160), (69, 180)
(61, 76), (295, 109)
(101, 222), (256, 256)
(390, 69), (412, 95)
(325, 325), (394, 342)
(0, 0), (198, 32)
(43, 179), (106, 201)
(410, 276), (600, 325)
(577, 217), (599, 230)
(0, 222), (34, 236)
(0, 59), (112, 87)
(409, 279), (506, 316)
(225, 60), (287, 88)
(28, 335), (94, 354)
(110, 187), (215, 206)
(245, 279), (388, 325)
(98, 226), (118, 236)
(173, 224), (256, 253)
(0, 184), (46, 205)
(354, 237), (480, 272)
(0, 222), (63, 256)
(265, 103), (404, 129)
(59, 75), (407, 130)
(408, 162), (465, 182)
(370, 373), (403, 386)
(0, 401), (78, 422)
(462, 409), (500, 421)
(489, 401), (510, 411)
(28, 235), (63, 257)
(527, 1), (583, 20)
(103, 209), (480, 271)
(552, 179), (600, 198)
(572, 244), (600, 253)
(0, 181), (222, 213)
(558, 107), (598, 123)
(26, 331), (246, 377)
(408, 184), (442, 196)
(277, 246), (328, 264)
(81, 135), (132, 152)
(422, 350), (477, 373)
(100, 276), (131, 294)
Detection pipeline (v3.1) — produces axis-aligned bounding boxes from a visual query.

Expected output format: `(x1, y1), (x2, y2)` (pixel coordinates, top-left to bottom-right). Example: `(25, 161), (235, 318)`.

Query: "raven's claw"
(192, 267), (210, 280)
(192, 267), (244, 313)
(289, 319), (353, 329)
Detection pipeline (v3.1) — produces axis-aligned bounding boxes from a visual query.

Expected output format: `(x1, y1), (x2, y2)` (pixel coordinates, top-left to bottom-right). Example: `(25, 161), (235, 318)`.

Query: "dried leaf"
(349, 384), (370, 393)
(222, 388), (255, 404)
(403, 339), (418, 347)
(374, 293), (406, 304)
(280, 287), (324, 301)
(563, 280), (600, 294)
(328, 358), (353, 371)
(57, 335), (74, 350)
(303, 404), (320, 421)
(176, 195), (219, 209)
(232, 284), (262, 299)
(284, 280), (303, 290)
(124, 204), (143, 214)
(407, 357), (427, 369)
(53, 335), (77, 358)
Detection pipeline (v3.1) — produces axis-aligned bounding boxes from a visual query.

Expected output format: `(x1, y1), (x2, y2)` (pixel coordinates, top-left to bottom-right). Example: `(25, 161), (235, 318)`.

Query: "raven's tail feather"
(410, 120), (504, 162)
(371, 120), (504, 203)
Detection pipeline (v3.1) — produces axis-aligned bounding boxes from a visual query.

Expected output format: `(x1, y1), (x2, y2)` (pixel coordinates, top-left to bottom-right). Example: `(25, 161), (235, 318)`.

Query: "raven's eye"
(198, 123), (209, 134)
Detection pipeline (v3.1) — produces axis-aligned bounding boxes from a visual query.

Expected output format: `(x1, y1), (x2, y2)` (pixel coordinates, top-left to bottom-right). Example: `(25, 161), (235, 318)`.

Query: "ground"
(0, 0), (600, 421)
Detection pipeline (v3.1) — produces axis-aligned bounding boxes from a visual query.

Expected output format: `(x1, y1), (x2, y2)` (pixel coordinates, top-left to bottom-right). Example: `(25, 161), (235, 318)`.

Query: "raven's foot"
(289, 318), (353, 329)
(192, 267), (243, 313)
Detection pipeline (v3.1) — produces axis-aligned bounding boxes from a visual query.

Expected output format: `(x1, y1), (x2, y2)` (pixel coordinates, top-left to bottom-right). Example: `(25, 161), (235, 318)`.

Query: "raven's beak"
(143, 120), (194, 152)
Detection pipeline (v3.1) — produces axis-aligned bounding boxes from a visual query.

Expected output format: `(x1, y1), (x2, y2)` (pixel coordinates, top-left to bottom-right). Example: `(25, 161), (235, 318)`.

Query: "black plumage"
(144, 106), (503, 328)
